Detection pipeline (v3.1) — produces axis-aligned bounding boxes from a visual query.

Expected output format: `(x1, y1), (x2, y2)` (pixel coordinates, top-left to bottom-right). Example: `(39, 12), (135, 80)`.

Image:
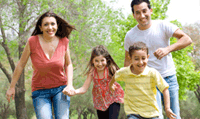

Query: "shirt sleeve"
(124, 33), (131, 52)
(115, 68), (126, 82)
(161, 20), (178, 38)
(152, 68), (169, 92)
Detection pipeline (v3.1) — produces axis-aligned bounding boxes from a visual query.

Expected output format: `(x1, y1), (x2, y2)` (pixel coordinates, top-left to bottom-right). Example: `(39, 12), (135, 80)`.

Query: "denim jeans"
(32, 85), (70, 119)
(127, 114), (160, 119)
(156, 74), (181, 119)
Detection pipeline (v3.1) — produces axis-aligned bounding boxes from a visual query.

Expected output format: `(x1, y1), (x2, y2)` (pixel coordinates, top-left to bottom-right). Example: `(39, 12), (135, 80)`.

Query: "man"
(124, 0), (192, 119)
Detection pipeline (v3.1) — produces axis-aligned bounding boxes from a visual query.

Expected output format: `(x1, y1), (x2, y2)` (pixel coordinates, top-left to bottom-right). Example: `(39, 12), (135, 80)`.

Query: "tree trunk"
(0, 104), (10, 119)
(194, 85), (200, 103)
(15, 70), (28, 119)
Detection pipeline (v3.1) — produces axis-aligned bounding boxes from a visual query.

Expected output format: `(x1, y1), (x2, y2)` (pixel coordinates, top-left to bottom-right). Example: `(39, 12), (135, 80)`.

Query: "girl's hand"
(6, 88), (15, 103)
(165, 108), (177, 119)
(62, 85), (75, 96)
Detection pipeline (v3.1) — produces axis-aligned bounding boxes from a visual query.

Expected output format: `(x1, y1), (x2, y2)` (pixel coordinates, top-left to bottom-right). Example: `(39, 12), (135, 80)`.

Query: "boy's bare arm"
(124, 51), (130, 67)
(163, 88), (177, 119)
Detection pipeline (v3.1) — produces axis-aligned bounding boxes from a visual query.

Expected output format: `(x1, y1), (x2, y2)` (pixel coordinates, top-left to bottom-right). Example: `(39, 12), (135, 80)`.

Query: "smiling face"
(39, 17), (58, 38)
(130, 49), (149, 75)
(133, 2), (152, 30)
(92, 55), (107, 72)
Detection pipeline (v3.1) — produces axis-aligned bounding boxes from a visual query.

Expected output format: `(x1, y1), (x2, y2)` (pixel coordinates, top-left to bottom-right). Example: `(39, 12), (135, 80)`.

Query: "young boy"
(109, 42), (176, 119)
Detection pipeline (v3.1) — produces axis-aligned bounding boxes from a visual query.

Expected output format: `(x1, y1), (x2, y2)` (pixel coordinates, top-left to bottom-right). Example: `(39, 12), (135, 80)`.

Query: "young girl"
(69, 45), (124, 119)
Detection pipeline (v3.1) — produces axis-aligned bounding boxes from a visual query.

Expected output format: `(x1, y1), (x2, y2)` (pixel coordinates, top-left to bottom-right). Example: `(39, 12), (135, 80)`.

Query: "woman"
(6, 11), (75, 119)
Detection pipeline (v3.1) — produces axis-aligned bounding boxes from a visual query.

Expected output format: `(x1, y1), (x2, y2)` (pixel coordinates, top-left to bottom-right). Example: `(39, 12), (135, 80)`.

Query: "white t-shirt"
(124, 20), (178, 77)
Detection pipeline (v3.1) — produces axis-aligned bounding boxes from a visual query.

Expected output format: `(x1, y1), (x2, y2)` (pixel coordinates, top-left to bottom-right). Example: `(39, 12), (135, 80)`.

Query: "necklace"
(42, 35), (54, 42)
(41, 35), (57, 52)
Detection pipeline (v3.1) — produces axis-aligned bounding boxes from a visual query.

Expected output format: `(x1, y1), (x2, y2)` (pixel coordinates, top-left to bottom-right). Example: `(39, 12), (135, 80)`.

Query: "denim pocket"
(61, 93), (70, 101)
(32, 90), (40, 99)
(61, 93), (70, 108)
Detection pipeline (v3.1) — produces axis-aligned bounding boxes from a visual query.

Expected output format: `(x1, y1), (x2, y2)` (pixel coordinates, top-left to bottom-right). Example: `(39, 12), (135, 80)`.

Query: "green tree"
(182, 23), (200, 103)
(170, 20), (200, 100)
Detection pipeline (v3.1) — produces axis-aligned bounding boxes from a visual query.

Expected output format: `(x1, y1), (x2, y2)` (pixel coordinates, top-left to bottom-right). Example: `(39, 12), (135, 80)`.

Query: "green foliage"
(170, 20), (200, 99)
(151, 0), (170, 20)
(108, 14), (137, 68)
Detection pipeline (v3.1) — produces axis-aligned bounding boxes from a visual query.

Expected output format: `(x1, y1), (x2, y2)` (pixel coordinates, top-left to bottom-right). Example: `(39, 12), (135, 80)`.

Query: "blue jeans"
(127, 114), (160, 119)
(32, 85), (70, 119)
(156, 74), (181, 119)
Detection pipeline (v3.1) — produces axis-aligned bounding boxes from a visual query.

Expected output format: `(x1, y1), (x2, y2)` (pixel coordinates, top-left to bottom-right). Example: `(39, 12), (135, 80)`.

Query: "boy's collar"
(128, 64), (149, 76)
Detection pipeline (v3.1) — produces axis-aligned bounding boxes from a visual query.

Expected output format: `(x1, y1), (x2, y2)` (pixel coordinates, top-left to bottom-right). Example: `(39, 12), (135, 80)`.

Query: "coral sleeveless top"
(92, 67), (124, 111)
(28, 36), (68, 92)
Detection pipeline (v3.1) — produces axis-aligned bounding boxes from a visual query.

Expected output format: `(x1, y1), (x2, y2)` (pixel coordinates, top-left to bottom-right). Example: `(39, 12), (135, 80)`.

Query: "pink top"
(28, 36), (68, 92)
(92, 67), (124, 111)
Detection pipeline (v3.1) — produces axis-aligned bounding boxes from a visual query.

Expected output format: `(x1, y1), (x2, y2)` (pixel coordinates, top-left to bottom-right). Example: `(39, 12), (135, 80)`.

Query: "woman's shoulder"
(60, 37), (69, 42)
(28, 35), (39, 42)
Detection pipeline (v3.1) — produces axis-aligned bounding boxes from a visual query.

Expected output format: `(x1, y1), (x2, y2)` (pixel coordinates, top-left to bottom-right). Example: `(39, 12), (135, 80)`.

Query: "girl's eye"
(51, 23), (55, 25)
(44, 23), (48, 26)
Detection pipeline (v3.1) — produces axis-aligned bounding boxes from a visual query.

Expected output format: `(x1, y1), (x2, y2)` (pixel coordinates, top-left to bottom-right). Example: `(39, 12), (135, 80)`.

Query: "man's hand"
(154, 47), (170, 60)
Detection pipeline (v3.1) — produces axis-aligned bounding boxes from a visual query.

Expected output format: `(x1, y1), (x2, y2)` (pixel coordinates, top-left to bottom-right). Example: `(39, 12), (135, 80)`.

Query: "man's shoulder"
(126, 26), (138, 35)
(152, 20), (176, 27)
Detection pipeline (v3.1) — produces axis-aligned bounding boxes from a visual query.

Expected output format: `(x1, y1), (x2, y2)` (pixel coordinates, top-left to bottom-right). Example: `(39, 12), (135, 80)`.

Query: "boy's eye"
(142, 9), (147, 13)
(135, 11), (140, 14)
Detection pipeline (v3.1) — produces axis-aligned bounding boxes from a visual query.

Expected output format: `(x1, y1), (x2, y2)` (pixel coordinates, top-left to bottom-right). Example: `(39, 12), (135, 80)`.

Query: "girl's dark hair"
(31, 11), (75, 38)
(129, 41), (148, 57)
(131, 0), (151, 13)
(85, 45), (119, 78)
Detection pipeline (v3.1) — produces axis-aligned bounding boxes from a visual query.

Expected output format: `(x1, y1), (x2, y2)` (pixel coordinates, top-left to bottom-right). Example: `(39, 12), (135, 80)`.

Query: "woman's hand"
(6, 88), (15, 103)
(62, 85), (76, 96)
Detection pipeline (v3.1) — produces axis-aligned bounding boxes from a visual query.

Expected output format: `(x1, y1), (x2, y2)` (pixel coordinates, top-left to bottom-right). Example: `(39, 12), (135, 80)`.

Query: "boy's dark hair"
(32, 11), (75, 38)
(129, 42), (148, 57)
(131, 0), (151, 13)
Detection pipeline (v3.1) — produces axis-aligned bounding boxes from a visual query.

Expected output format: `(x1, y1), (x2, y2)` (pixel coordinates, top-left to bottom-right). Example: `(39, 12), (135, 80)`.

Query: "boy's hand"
(109, 83), (116, 93)
(165, 108), (177, 119)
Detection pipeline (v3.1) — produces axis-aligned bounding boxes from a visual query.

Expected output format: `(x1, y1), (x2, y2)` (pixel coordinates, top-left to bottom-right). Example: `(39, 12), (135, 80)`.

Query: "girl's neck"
(96, 67), (106, 79)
